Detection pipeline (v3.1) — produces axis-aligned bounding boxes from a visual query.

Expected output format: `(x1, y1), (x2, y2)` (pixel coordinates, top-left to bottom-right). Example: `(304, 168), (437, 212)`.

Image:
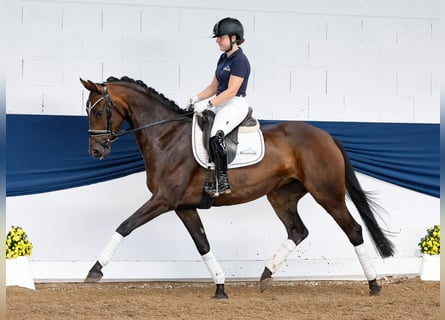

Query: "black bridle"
(86, 85), (193, 144)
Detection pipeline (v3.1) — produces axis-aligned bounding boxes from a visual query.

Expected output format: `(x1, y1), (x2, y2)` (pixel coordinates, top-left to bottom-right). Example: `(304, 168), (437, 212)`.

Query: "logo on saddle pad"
(192, 114), (265, 169)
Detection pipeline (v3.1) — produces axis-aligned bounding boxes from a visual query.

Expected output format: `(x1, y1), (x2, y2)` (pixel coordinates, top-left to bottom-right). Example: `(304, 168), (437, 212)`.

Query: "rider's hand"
(183, 95), (200, 110)
(193, 101), (208, 114)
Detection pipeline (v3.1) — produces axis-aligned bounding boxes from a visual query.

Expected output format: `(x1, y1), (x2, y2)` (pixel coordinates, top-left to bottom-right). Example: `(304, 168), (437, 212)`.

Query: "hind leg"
(317, 198), (381, 295)
(333, 206), (381, 295)
(261, 182), (308, 293)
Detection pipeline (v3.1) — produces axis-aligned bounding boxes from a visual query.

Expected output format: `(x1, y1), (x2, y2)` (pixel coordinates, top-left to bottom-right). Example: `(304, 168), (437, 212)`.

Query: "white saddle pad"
(192, 114), (265, 169)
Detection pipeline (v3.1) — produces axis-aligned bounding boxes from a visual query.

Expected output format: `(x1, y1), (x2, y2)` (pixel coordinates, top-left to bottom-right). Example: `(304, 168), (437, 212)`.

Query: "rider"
(188, 17), (251, 196)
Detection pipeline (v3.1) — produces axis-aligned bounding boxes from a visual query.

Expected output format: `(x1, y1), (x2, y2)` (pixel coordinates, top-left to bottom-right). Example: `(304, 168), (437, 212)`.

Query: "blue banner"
(6, 115), (439, 197)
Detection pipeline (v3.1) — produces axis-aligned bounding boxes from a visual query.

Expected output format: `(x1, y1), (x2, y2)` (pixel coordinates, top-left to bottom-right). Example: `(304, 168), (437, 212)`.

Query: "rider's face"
(216, 35), (233, 51)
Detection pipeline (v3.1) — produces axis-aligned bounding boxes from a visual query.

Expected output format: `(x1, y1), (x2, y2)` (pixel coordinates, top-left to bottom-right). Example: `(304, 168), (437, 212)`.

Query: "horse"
(80, 76), (394, 299)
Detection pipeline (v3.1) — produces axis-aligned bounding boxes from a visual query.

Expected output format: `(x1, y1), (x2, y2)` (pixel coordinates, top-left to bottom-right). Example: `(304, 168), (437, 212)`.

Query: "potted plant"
(418, 225), (440, 281)
(6, 226), (35, 289)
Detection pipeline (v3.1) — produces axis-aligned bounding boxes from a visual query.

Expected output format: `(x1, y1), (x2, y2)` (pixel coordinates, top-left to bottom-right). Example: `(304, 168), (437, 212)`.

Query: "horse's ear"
(80, 78), (102, 94)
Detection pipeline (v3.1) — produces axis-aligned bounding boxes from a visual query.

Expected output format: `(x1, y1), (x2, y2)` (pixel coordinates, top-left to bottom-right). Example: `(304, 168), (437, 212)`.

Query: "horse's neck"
(126, 94), (190, 160)
(128, 95), (176, 127)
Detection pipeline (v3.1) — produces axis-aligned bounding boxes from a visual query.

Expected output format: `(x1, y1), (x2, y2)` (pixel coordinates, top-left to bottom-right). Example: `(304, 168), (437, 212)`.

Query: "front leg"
(84, 196), (170, 282)
(176, 208), (228, 299)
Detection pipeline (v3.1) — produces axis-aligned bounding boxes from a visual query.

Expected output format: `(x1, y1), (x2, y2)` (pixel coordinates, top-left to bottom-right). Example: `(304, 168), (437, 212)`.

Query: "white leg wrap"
(202, 251), (225, 284)
(98, 232), (124, 267)
(354, 244), (377, 280)
(266, 239), (297, 274)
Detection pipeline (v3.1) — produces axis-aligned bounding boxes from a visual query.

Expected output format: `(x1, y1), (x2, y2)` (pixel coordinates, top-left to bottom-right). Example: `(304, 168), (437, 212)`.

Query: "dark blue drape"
(6, 115), (439, 197)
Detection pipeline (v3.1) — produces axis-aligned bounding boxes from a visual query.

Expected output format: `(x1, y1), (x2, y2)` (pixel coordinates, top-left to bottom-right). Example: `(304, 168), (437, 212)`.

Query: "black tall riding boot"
(208, 130), (231, 196)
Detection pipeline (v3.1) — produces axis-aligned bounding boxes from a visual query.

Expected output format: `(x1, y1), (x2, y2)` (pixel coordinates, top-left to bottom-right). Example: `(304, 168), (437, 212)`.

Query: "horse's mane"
(105, 76), (190, 115)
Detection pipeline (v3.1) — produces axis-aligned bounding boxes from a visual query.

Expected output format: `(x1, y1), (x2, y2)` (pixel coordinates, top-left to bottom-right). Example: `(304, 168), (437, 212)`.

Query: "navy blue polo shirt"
(215, 48), (250, 97)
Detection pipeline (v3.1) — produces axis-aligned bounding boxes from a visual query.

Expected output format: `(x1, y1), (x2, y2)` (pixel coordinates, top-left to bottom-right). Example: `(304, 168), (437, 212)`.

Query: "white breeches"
(211, 96), (249, 137)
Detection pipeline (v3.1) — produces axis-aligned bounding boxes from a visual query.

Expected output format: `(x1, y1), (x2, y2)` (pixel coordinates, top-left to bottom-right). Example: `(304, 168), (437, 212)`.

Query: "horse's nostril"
(90, 148), (101, 157)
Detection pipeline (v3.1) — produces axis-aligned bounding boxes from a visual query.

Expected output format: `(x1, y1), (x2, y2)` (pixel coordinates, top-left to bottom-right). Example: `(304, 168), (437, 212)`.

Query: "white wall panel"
(327, 68), (396, 96)
(178, 63), (212, 92)
(379, 96), (415, 122)
(41, 87), (84, 115)
(414, 96), (440, 123)
(308, 95), (345, 120)
(102, 60), (142, 81)
(291, 67), (326, 96)
(61, 4), (102, 32)
(102, 5), (141, 33)
(6, 86), (44, 114)
(23, 57), (63, 86)
(310, 42), (380, 68)
(122, 34), (161, 61)
(160, 37), (215, 64)
(325, 16), (363, 43)
(141, 6), (179, 35)
(395, 19), (433, 45)
(82, 32), (122, 59)
(343, 95), (381, 121)
(7, 30), (45, 57)
(141, 62), (179, 94)
(255, 12), (301, 40)
(397, 70), (432, 96)
(64, 59), (103, 87)
(269, 94), (309, 120)
(272, 41), (308, 67)
(22, 1), (62, 31)
(42, 31), (84, 58)
(179, 8), (218, 37)
(362, 17), (397, 44)
(379, 44), (414, 69)
(7, 0), (440, 122)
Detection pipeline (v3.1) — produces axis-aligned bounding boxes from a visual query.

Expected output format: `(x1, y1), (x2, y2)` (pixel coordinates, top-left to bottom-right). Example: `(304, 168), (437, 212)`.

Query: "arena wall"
(5, 0), (440, 281)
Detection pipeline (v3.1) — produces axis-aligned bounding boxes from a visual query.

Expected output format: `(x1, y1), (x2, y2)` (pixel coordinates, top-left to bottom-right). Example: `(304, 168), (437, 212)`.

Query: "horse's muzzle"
(89, 140), (111, 159)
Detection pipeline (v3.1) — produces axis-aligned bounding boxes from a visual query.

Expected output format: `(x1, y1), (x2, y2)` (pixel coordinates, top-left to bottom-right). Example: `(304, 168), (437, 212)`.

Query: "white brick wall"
(5, 0), (439, 123)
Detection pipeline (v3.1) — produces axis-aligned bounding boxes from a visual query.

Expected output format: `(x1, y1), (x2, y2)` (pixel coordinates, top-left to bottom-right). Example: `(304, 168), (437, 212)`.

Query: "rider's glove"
(183, 95), (200, 110)
(193, 100), (210, 114)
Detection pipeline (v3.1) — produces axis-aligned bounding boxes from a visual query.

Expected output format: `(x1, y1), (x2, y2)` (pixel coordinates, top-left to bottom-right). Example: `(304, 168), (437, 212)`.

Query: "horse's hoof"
(260, 277), (274, 293)
(368, 279), (382, 296)
(84, 270), (103, 283)
(213, 283), (228, 299)
(369, 285), (382, 296)
(84, 273), (102, 283)
(213, 292), (229, 299)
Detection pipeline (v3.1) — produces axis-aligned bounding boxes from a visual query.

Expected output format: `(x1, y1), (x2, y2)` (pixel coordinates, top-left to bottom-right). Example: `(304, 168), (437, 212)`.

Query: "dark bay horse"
(80, 76), (394, 299)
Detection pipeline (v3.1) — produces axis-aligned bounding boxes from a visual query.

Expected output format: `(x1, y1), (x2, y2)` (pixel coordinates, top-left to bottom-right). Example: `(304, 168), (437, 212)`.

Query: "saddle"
(192, 107), (265, 169)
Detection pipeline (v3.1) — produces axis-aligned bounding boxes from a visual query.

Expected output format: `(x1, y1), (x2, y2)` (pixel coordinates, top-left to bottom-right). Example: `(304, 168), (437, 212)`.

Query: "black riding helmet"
(212, 17), (244, 46)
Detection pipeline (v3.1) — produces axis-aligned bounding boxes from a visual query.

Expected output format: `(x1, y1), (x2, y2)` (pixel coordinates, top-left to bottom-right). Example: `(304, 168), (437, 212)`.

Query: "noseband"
(87, 86), (120, 144)
(87, 84), (193, 146)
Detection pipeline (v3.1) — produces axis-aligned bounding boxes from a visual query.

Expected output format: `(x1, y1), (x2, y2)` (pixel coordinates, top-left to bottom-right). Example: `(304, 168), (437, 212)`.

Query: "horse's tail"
(334, 138), (395, 258)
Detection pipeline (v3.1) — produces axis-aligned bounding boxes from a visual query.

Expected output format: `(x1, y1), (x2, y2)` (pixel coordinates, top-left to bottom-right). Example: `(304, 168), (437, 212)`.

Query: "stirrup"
(204, 173), (231, 197)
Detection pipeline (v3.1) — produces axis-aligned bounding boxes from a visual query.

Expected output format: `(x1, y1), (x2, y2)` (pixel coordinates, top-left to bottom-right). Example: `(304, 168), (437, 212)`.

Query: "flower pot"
(6, 256), (35, 290)
(420, 254), (440, 281)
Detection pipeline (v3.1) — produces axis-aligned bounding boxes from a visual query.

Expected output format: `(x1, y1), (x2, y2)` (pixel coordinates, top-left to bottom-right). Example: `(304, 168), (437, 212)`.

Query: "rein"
(114, 113), (193, 138)
(87, 84), (193, 143)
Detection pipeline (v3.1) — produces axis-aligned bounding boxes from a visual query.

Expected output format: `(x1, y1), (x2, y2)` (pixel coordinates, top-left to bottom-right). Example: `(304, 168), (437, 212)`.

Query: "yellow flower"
(5, 226), (33, 259)
(419, 225), (440, 255)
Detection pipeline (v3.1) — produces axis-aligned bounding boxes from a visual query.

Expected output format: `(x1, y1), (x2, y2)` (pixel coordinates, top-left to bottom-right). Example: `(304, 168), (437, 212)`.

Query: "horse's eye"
(95, 110), (103, 117)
